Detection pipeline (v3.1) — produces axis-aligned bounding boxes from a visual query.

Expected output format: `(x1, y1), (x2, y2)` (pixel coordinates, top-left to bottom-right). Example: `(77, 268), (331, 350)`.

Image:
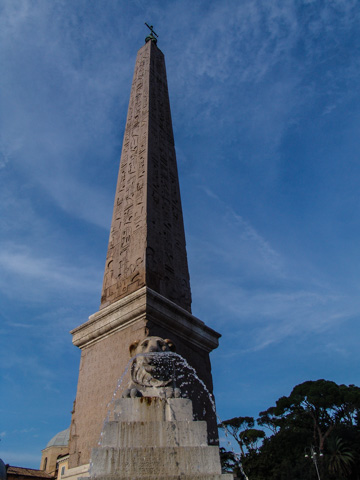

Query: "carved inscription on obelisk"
(101, 40), (191, 312)
(146, 44), (191, 311)
(101, 46), (150, 307)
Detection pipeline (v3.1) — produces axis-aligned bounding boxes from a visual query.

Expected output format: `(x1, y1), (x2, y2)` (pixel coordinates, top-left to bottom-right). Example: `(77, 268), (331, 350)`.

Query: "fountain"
(87, 337), (233, 479)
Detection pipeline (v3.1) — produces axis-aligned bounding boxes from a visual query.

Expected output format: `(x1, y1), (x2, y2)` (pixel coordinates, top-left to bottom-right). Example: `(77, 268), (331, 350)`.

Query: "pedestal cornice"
(70, 287), (220, 353)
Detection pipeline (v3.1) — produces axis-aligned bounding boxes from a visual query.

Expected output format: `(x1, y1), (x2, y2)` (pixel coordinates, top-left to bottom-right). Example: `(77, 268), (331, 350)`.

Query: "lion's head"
(129, 336), (176, 388)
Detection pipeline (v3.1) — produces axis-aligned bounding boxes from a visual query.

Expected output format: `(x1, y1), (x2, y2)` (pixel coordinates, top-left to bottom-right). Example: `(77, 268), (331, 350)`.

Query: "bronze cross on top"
(145, 23), (159, 38)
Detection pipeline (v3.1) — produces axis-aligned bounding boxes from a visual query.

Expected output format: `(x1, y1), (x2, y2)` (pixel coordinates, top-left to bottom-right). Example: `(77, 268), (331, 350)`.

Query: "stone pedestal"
(69, 288), (220, 468)
(89, 398), (232, 480)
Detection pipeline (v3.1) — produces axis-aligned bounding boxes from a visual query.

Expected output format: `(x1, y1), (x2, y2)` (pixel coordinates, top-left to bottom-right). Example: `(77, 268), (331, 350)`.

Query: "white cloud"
(0, 244), (101, 301)
(188, 186), (360, 351)
(0, 0), (131, 228)
(12, 429), (36, 435)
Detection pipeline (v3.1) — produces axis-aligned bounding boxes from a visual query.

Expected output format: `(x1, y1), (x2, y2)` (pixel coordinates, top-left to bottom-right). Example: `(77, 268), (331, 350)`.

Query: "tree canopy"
(219, 379), (360, 480)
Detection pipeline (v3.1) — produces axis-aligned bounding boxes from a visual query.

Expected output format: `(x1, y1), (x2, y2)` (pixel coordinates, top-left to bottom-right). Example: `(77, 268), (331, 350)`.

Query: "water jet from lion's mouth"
(89, 350), (245, 479)
(95, 351), (218, 449)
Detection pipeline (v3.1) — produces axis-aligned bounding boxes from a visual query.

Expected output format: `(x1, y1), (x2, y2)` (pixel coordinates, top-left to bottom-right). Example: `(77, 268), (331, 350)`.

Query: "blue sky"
(1, 0), (360, 468)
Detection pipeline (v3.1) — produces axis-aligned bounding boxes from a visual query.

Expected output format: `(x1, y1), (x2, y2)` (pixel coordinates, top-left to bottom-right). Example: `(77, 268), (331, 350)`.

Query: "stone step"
(89, 475), (233, 479)
(91, 446), (223, 477)
(114, 397), (193, 422)
(101, 420), (207, 447)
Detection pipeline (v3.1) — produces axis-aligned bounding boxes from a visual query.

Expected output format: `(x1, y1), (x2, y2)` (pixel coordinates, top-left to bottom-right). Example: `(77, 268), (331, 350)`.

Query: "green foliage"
(219, 447), (240, 474)
(219, 380), (360, 480)
(327, 437), (354, 478)
(218, 416), (258, 456)
(240, 428), (265, 452)
(261, 380), (360, 452)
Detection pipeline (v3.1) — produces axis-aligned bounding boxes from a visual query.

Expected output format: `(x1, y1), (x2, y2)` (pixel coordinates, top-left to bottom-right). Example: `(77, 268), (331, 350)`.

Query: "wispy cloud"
(0, 1), (130, 228)
(197, 186), (284, 276)
(12, 429), (36, 435)
(0, 243), (101, 302)
(167, 0), (360, 173)
(225, 209), (283, 274)
(0, 351), (53, 379)
(189, 188), (360, 351)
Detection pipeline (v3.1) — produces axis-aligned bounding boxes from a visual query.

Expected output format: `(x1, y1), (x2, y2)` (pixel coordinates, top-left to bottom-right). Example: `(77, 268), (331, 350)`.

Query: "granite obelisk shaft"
(100, 40), (191, 313)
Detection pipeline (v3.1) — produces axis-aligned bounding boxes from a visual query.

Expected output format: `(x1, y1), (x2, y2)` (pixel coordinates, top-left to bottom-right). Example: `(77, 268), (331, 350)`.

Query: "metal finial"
(145, 23), (158, 44)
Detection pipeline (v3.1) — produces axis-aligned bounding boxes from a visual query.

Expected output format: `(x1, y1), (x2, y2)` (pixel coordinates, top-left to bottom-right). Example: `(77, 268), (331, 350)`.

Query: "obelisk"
(100, 28), (191, 313)
(68, 30), (221, 470)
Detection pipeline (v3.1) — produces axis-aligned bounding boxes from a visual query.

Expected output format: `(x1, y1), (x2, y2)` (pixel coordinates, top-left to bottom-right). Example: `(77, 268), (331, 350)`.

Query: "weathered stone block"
(90, 446), (222, 476)
(91, 475), (233, 479)
(101, 420), (207, 448)
(113, 397), (193, 422)
(89, 398), (233, 479)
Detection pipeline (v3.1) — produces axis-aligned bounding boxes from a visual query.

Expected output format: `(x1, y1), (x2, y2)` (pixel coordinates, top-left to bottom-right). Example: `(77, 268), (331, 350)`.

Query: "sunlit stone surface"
(89, 397), (232, 480)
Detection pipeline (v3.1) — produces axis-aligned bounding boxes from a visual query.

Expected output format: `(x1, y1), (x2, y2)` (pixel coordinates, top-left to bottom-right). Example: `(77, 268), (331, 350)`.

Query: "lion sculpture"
(122, 336), (181, 398)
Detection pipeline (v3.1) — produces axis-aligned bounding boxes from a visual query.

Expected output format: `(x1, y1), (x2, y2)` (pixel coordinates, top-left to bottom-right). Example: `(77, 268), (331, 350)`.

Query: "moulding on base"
(71, 287), (220, 353)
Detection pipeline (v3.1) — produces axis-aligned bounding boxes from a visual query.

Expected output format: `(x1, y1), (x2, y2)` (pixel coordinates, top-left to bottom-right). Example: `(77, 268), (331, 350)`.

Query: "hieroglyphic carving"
(146, 42), (191, 311)
(100, 44), (149, 307)
(100, 40), (191, 312)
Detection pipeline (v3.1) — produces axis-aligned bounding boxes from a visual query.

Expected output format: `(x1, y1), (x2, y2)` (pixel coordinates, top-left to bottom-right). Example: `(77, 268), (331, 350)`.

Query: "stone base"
(90, 476), (232, 479)
(69, 287), (221, 468)
(91, 446), (229, 477)
(89, 398), (231, 479)
(62, 464), (90, 480)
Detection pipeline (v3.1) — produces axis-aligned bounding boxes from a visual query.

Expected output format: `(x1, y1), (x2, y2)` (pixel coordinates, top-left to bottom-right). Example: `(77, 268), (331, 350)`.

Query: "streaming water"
(90, 351), (249, 479)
